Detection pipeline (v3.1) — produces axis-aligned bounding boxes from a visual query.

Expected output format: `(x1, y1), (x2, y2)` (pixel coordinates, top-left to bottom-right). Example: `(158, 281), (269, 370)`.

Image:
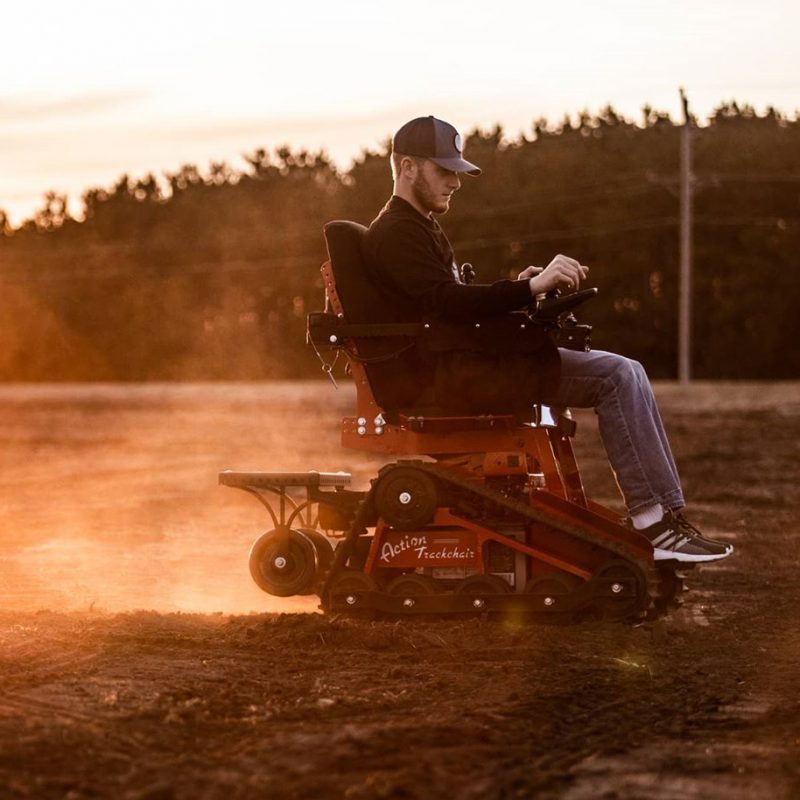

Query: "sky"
(1, 0), (799, 224)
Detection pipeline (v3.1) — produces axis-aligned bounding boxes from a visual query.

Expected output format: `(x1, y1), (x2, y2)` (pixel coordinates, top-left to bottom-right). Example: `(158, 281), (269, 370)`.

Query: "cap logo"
(454, 133), (462, 153)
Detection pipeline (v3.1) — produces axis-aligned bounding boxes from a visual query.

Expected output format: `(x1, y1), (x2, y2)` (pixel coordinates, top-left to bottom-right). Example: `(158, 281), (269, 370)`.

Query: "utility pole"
(678, 88), (693, 385)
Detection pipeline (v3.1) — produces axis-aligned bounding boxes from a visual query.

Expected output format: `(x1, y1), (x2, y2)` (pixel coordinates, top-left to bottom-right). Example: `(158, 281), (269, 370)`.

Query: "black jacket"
(362, 196), (560, 414)
(363, 196), (534, 321)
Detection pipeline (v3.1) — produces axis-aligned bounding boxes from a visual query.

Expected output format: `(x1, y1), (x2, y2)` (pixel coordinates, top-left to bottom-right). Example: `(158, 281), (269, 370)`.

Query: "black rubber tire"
(248, 528), (317, 597)
(299, 528), (335, 573)
(374, 466), (438, 530)
(525, 572), (582, 619)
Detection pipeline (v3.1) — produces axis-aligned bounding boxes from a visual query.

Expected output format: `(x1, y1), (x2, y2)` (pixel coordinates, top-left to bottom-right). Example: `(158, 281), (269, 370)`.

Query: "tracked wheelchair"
(220, 221), (688, 623)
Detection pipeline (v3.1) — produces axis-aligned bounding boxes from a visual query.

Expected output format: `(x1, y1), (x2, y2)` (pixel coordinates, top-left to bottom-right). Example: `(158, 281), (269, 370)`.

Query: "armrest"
(307, 312), (552, 354)
(307, 313), (422, 345)
(533, 288), (598, 323)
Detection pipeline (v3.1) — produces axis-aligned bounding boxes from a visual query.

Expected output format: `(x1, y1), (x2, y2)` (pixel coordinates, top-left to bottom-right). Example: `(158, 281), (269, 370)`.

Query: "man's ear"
(400, 156), (418, 179)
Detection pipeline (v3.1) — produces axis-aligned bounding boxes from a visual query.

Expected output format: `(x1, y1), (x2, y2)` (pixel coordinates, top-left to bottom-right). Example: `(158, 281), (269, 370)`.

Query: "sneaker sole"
(653, 546), (733, 563)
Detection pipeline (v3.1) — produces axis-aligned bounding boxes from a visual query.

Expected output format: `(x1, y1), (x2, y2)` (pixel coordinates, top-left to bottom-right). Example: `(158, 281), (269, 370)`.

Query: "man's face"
(410, 159), (461, 215)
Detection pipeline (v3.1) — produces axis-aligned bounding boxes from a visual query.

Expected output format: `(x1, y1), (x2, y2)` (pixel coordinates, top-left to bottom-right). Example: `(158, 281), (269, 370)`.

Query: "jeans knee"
(630, 359), (648, 383)
(607, 355), (640, 390)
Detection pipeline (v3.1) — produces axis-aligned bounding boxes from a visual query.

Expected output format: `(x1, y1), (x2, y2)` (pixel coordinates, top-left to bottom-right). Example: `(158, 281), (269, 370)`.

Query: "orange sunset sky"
(2, 0), (798, 224)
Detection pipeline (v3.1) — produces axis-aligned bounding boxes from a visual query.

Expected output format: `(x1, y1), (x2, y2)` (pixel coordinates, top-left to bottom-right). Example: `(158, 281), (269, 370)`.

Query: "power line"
(694, 215), (800, 228)
(454, 180), (664, 219)
(457, 216), (678, 251)
(703, 173), (800, 184)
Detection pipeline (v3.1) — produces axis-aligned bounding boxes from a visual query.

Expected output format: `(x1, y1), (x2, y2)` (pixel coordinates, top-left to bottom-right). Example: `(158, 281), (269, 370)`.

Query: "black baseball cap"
(392, 116), (481, 176)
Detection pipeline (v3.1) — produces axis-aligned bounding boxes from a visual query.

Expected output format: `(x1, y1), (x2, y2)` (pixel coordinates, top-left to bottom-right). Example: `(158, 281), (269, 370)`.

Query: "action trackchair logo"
(379, 532), (476, 564)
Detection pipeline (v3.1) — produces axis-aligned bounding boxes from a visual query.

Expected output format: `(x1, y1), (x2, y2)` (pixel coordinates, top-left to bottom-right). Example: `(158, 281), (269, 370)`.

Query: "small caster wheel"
(298, 528), (334, 573)
(249, 527), (317, 597)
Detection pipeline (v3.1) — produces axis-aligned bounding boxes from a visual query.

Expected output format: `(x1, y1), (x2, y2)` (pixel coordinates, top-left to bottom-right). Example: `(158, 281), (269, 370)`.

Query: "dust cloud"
(0, 382), (383, 614)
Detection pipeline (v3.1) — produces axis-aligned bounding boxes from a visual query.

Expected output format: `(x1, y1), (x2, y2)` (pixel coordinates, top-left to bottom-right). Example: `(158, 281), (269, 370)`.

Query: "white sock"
(631, 504), (664, 530)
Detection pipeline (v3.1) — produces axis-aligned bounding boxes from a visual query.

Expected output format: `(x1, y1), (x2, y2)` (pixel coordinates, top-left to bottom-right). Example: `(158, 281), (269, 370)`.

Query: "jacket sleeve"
(370, 218), (534, 322)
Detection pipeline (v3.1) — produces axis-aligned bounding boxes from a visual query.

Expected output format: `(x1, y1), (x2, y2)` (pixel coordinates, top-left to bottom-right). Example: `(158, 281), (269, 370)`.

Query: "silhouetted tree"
(2, 104), (799, 380)
(33, 191), (69, 232)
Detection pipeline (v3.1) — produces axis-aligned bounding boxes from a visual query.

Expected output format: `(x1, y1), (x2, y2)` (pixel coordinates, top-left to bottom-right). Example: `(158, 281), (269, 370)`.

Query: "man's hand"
(527, 254), (589, 295)
(517, 265), (543, 280)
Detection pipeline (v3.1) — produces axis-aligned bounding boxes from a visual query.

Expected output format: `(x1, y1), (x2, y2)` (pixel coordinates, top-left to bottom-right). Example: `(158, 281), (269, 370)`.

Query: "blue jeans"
(541, 349), (685, 515)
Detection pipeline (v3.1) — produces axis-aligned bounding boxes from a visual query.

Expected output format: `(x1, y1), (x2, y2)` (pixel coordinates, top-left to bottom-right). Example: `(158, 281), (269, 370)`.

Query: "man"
(362, 115), (732, 564)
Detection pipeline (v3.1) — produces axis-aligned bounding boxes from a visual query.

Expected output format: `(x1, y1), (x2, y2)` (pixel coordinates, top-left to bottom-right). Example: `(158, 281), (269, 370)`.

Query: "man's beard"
(411, 171), (449, 215)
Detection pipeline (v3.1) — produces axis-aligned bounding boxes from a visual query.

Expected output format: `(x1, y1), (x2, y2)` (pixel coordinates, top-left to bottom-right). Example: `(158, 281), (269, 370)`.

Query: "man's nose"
(451, 174), (461, 191)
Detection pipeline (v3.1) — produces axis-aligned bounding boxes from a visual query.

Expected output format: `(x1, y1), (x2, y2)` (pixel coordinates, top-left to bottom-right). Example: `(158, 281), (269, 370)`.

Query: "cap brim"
(429, 156), (481, 176)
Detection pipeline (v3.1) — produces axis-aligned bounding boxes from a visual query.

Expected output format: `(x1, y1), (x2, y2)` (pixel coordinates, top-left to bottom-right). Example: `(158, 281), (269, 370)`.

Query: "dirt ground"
(0, 381), (799, 799)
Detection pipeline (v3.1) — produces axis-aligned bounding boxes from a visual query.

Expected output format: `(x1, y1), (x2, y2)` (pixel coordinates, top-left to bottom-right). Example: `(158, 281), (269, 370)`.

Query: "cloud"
(0, 89), (149, 124)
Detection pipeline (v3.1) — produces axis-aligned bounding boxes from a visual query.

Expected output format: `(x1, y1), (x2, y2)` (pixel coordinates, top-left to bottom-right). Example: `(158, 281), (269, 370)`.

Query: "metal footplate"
(219, 470), (353, 531)
(219, 470), (351, 489)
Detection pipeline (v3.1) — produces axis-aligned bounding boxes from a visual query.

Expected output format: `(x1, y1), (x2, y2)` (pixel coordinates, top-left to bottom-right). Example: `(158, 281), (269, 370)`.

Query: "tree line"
(0, 101), (798, 381)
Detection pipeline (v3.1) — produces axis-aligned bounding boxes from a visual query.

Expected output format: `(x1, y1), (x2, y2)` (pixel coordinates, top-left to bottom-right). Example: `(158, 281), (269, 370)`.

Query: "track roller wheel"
(299, 528), (334, 574)
(374, 466), (438, 530)
(525, 572), (582, 619)
(591, 560), (646, 620)
(248, 527), (317, 597)
(454, 574), (511, 612)
(386, 573), (442, 610)
(328, 570), (379, 616)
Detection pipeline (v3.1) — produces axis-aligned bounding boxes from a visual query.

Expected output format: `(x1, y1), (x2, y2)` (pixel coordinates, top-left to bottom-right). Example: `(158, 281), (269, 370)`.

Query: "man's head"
(391, 116), (480, 216)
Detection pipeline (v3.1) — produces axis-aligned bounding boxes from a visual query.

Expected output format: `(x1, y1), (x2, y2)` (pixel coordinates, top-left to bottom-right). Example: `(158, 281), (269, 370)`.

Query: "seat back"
(322, 221), (391, 323)
(322, 221), (432, 411)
